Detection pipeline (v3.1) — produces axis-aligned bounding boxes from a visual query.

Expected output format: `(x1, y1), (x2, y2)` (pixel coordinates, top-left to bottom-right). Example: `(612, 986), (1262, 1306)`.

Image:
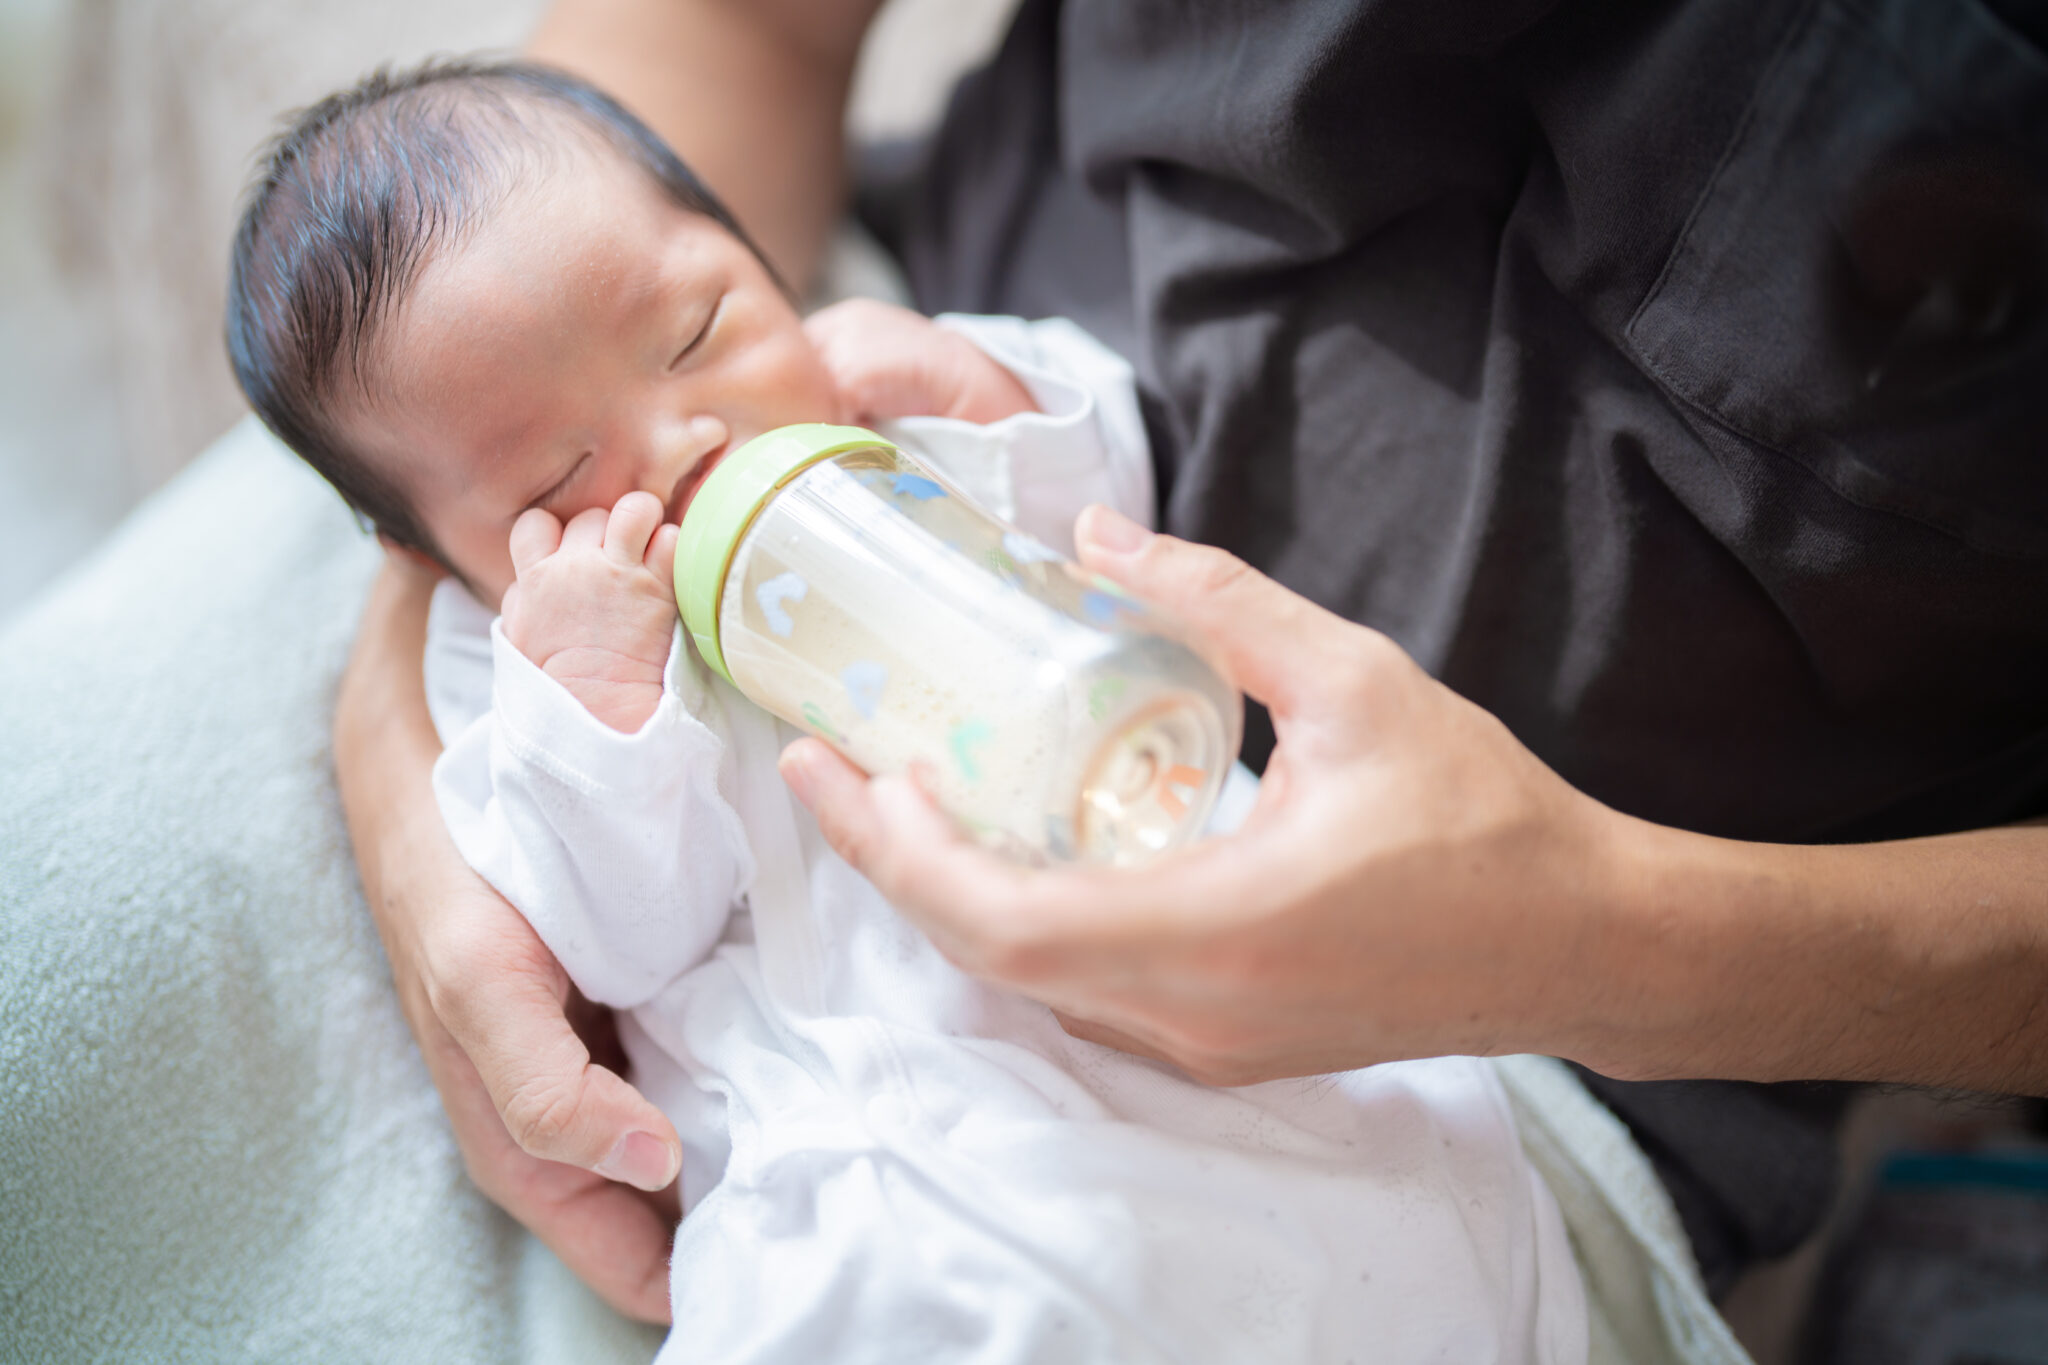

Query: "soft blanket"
(0, 418), (660, 1364)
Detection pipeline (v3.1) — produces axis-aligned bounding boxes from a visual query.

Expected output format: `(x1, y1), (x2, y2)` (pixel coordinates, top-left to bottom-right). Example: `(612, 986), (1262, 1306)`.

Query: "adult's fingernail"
(598, 1131), (678, 1191)
(778, 745), (815, 804)
(1077, 504), (1152, 556)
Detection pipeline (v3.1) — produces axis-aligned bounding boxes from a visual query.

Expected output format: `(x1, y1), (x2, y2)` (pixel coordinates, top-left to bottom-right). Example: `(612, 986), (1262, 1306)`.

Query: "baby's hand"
(805, 298), (1037, 426)
(502, 492), (680, 734)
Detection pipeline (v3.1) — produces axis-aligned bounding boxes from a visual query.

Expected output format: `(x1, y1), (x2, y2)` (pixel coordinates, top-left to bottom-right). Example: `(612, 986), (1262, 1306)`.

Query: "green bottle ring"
(673, 423), (897, 686)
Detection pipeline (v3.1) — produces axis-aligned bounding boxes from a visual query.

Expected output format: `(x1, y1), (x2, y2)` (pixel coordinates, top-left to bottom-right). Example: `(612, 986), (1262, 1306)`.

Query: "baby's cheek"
(765, 327), (850, 425)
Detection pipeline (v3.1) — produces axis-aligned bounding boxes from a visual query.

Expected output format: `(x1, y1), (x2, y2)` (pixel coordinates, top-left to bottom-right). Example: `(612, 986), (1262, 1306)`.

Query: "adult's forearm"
(333, 558), (446, 959)
(527, 0), (884, 292)
(1582, 815), (2048, 1093)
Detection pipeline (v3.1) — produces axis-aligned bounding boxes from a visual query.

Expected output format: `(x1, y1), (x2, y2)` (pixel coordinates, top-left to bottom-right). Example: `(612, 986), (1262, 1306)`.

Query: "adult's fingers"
(776, 740), (1049, 972)
(424, 925), (682, 1192)
(776, 740), (980, 918)
(778, 737), (1245, 985)
(1072, 505), (1390, 717)
(415, 1011), (676, 1323)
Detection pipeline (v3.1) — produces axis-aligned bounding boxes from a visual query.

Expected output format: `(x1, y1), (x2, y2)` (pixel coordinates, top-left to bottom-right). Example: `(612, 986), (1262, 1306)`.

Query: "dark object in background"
(1571, 1068), (1856, 1299)
(1802, 1148), (2048, 1364)
(880, 0), (2048, 1298)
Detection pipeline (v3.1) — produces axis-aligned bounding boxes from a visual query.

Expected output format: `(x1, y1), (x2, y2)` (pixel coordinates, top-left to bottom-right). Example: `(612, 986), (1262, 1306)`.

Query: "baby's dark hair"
(226, 58), (768, 563)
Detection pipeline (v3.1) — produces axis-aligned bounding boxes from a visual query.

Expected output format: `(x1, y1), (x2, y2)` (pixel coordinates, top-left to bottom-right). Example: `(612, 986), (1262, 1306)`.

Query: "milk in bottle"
(675, 425), (1240, 866)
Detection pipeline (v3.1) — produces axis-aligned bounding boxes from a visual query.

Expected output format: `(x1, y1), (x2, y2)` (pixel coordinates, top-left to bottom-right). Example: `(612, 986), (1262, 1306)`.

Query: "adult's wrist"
(1558, 813), (1774, 1083)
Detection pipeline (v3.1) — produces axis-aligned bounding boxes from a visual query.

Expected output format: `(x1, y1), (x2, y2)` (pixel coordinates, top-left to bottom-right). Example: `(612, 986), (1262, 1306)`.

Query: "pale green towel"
(0, 418), (660, 1364)
(1496, 1055), (1757, 1365)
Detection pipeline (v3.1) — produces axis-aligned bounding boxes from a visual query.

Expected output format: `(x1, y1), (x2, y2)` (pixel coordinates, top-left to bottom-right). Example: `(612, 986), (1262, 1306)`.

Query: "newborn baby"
(229, 60), (1586, 1363)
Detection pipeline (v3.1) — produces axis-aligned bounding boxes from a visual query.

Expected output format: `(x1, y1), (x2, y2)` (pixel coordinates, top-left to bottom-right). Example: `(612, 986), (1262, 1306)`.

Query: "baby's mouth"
(666, 442), (728, 526)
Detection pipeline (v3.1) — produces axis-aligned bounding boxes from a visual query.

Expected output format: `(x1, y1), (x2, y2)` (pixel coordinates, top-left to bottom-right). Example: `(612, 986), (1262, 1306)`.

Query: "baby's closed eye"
(669, 294), (723, 370)
(526, 452), (592, 516)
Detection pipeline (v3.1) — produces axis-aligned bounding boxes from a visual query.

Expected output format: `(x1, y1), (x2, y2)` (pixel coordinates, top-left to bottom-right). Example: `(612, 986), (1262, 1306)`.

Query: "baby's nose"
(654, 414), (731, 519)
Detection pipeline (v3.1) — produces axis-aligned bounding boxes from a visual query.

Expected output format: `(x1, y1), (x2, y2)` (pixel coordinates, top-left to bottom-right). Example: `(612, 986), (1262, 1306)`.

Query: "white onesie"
(427, 316), (1587, 1364)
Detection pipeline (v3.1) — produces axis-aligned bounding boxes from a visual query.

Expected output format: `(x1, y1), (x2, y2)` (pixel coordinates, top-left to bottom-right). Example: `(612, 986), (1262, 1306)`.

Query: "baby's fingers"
(510, 508), (564, 575)
(604, 491), (665, 565)
(558, 505), (612, 554)
(644, 522), (679, 581)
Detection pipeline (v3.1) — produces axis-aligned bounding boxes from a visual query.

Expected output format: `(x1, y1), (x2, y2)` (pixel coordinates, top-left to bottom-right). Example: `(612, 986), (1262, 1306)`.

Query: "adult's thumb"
(1073, 504), (1360, 713)
(454, 970), (681, 1191)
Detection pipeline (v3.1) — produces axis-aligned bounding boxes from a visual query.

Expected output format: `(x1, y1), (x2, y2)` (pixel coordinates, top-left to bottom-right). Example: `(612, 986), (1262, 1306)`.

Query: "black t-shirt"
(875, 0), (2048, 1291)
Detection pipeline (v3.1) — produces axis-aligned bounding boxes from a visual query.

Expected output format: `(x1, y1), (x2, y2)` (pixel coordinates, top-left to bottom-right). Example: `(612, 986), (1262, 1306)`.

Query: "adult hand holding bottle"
(782, 505), (2048, 1095)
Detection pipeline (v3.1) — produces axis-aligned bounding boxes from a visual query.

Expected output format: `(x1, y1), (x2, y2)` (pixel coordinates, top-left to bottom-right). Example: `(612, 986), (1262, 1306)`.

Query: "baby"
(230, 61), (1585, 1363)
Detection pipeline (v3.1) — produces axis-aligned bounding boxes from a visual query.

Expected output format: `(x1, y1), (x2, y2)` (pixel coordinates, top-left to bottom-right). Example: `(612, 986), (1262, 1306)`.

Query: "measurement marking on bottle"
(801, 701), (843, 742)
(756, 572), (808, 636)
(890, 474), (946, 501)
(1080, 590), (1124, 625)
(840, 660), (887, 719)
(949, 718), (993, 781)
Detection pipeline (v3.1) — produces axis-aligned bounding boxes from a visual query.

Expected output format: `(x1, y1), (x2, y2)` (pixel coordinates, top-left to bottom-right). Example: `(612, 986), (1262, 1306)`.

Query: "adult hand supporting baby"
(783, 507), (2048, 1095)
(336, 557), (680, 1323)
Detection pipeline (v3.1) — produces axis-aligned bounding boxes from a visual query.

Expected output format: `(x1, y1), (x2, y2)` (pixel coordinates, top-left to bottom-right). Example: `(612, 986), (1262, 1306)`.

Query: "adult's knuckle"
(972, 918), (1042, 982)
(969, 894), (1062, 983)
(419, 954), (476, 1031)
(420, 970), (460, 1031)
(1312, 621), (1400, 698)
(1354, 624), (1413, 675)
(1181, 543), (1256, 596)
(419, 924), (493, 1024)
(499, 1074), (583, 1157)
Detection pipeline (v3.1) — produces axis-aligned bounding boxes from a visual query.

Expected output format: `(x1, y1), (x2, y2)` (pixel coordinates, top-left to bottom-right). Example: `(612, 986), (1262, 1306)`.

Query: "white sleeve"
(431, 621), (755, 1011)
(884, 314), (1156, 556)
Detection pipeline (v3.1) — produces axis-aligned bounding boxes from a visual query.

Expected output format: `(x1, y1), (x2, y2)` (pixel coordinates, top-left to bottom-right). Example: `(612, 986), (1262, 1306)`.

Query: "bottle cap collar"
(673, 423), (895, 685)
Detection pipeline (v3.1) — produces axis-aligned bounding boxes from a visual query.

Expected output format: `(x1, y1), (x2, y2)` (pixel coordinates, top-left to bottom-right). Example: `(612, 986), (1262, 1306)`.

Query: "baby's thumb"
(1073, 505), (1363, 714)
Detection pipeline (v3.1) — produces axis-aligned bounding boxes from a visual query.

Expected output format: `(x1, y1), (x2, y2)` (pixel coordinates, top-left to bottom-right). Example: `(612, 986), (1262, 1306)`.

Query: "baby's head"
(228, 59), (841, 604)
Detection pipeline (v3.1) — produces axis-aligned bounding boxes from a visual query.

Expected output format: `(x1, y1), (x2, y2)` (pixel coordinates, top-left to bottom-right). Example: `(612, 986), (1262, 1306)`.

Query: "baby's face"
(339, 144), (843, 606)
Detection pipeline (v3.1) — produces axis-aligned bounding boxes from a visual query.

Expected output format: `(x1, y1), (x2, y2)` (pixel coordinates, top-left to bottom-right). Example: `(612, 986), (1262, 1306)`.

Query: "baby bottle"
(674, 424), (1241, 866)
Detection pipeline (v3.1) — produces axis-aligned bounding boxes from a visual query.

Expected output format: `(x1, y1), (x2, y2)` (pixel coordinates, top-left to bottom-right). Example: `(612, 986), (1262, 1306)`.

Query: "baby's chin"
(453, 559), (514, 613)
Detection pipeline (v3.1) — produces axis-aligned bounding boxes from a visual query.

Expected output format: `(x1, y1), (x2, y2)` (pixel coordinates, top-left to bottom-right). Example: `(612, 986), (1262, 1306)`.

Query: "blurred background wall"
(0, 0), (1015, 621)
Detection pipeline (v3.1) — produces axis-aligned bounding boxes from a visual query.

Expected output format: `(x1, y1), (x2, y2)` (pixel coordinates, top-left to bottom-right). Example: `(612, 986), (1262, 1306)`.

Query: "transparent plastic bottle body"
(716, 443), (1240, 865)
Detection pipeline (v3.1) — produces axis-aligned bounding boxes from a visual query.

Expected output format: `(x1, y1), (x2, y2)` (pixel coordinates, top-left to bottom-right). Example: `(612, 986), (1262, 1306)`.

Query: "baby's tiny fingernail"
(598, 1131), (678, 1191)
